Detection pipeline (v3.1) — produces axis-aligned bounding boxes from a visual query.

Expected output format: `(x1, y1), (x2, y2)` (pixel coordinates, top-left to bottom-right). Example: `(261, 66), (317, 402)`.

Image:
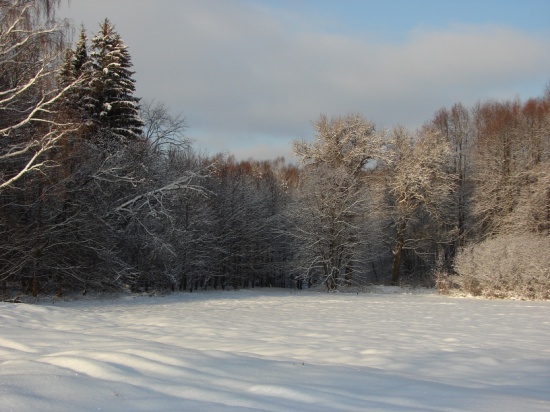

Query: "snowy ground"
(1, 288), (550, 411)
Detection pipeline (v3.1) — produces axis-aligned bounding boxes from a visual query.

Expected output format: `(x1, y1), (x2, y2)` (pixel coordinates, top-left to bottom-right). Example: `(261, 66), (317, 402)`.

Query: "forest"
(1, 0), (549, 300)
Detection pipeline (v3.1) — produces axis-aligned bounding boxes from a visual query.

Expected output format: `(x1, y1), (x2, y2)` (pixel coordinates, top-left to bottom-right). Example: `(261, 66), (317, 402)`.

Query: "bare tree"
(287, 166), (380, 290)
(0, 0), (80, 191)
(470, 100), (522, 238)
(141, 100), (189, 154)
(293, 113), (385, 175)
(385, 127), (456, 285)
(434, 92), (550, 299)
(291, 114), (386, 291)
(431, 103), (473, 251)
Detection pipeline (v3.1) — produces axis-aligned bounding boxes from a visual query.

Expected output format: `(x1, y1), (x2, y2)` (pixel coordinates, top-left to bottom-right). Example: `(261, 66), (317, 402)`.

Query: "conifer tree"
(89, 18), (143, 141)
(73, 25), (89, 74)
(59, 48), (76, 87)
(73, 25), (100, 121)
(58, 25), (96, 130)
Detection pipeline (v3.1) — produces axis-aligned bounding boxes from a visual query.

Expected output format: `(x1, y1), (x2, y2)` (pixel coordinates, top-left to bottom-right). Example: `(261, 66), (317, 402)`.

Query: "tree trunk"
(391, 225), (405, 286)
(56, 273), (63, 298)
(32, 275), (39, 298)
(179, 273), (186, 291)
(345, 257), (353, 286)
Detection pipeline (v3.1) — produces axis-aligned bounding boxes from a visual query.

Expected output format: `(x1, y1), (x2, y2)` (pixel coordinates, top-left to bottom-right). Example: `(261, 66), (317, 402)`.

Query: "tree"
(468, 97), (550, 239)
(432, 92), (549, 299)
(0, 1), (130, 297)
(291, 114), (386, 291)
(385, 127), (456, 285)
(98, 101), (208, 293)
(58, 25), (94, 123)
(470, 100), (522, 238)
(504, 98), (550, 235)
(0, 0), (80, 191)
(431, 103), (473, 251)
(293, 114), (383, 176)
(454, 234), (550, 300)
(1, 6), (216, 298)
(288, 166), (378, 290)
(89, 18), (143, 141)
(141, 100), (189, 154)
(111, 146), (212, 292)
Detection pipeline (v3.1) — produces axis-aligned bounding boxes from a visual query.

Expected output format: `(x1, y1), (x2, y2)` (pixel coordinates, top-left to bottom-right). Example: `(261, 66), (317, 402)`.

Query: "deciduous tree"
(385, 127), (456, 285)
(0, 0), (80, 191)
(291, 114), (386, 290)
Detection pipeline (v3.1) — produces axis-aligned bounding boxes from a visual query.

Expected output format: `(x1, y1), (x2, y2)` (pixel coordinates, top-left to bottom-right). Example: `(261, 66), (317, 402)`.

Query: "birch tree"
(0, 0), (80, 191)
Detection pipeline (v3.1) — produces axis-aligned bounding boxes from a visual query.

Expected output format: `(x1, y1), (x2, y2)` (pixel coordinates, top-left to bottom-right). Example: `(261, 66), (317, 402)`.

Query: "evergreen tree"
(72, 26), (96, 123)
(73, 25), (89, 74)
(59, 48), (76, 87)
(58, 25), (94, 126)
(89, 18), (143, 141)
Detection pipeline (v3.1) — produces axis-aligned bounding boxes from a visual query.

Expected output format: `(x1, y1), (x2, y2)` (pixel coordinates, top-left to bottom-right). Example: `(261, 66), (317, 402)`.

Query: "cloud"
(60, 0), (550, 158)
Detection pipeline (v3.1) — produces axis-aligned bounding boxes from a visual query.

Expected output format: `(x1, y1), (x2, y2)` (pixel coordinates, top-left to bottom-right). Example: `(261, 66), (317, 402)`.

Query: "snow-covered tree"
(293, 113), (384, 176)
(288, 166), (377, 290)
(291, 114), (386, 291)
(59, 26), (94, 113)
(89, 18), (143, 141)
(0, 0), (107, 296)
(431, 102), (473, 251)
(73, 25), (90, 74)
(0, 0), (80, 191)
(454, 234), (550, 300)
(385, 127), (456, 285)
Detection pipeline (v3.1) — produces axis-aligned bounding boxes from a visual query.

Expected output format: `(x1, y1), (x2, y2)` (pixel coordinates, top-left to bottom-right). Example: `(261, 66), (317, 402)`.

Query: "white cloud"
(60, 0), (550, 158)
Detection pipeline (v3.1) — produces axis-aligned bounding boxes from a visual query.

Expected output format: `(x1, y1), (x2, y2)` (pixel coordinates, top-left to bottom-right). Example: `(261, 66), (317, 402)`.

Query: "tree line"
(1, 1), (548, 299)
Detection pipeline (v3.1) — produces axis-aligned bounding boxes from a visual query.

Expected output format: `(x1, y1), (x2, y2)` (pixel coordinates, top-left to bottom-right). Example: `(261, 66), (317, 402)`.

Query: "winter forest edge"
(1, 0), (549, 301)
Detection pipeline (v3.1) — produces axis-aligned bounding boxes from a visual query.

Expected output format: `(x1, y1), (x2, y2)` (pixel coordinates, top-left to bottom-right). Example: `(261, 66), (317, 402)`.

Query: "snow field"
(1, 289), (550, 411)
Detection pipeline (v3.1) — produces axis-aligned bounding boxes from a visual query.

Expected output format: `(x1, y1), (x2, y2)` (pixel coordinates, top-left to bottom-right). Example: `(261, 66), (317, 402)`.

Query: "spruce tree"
(89, 18), (143, 141)
(72, 26), (96, 123)
(73, 25), (89, 74)
(59, 48), (76, 87)
(58, 26), (93, 122)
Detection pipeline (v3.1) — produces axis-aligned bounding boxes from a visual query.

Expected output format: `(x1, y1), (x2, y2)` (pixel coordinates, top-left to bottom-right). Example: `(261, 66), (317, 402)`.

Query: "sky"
(58, 0), (550, 161)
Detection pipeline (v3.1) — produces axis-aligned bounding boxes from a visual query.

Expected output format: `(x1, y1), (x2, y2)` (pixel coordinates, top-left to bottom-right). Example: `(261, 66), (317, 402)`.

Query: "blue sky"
(59, 0), (550, 160)
(256, 0), (550, 36)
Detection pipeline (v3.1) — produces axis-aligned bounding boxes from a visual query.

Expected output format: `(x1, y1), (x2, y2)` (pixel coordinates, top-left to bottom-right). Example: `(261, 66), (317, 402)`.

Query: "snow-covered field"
(1, 288), (549, 411)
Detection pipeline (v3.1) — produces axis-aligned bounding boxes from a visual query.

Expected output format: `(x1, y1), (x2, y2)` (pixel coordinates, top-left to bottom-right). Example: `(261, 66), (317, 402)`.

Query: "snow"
(1, 288), (549, 411)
